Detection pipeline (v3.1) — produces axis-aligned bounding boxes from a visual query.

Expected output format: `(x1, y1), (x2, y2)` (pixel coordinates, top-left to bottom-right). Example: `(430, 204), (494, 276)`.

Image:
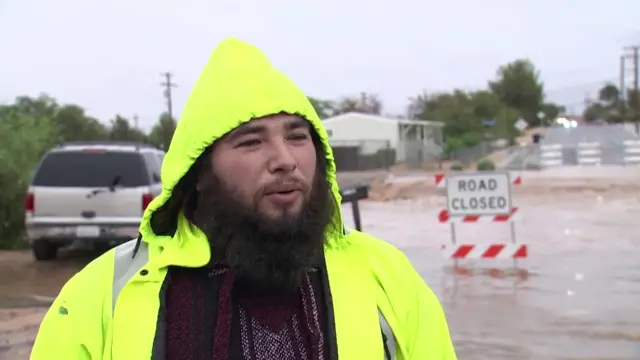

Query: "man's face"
(192, 113), (332, 293)
(209, 113), (317, 220)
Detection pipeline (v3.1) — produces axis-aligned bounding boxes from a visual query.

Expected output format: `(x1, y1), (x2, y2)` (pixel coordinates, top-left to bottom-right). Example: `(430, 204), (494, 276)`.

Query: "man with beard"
(31, 38), (457, 360)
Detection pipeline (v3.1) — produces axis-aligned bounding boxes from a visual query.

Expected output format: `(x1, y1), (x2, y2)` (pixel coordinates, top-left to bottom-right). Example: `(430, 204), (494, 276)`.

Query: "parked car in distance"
(24, 141), (165, 261)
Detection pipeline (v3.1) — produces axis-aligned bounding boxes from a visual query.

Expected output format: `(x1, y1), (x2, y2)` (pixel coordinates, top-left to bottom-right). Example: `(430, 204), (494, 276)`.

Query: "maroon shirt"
(164, 266), (327, 360)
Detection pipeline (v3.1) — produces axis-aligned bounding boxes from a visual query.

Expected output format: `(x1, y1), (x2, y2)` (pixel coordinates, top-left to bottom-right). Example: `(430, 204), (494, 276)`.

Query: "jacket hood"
(138, 37), (344, 266)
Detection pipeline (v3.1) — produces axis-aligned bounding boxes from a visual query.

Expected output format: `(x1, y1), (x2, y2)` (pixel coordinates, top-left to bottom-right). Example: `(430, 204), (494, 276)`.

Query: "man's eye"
(237, 139), (261, 147)
(289, 134), (309, 141)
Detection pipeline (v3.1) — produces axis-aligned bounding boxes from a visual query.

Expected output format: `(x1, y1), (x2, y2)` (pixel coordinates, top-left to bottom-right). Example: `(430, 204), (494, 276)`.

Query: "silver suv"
(25, 141), (165, 261)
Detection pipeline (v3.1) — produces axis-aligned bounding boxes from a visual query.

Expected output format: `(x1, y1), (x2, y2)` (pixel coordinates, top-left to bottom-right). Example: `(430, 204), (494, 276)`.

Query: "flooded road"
(2, 168), (640, 359)
(0, 252), (91, 307)
(342, 170), (640, 360)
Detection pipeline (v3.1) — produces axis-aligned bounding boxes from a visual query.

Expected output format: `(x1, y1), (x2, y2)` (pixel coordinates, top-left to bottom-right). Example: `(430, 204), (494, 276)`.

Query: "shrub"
(449, 162), (465, 171)
(476, 158), (496, 171)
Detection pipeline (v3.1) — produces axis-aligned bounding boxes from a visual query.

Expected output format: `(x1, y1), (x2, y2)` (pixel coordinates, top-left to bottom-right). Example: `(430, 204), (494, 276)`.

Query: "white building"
(322, 112), (444, 168)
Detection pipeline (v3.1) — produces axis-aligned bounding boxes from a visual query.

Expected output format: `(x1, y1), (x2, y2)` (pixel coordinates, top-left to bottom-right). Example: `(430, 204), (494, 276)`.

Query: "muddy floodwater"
(2, 168), (640, 359)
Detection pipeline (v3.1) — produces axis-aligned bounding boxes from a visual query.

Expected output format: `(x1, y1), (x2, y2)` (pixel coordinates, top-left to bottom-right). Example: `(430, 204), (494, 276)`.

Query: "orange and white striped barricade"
(434, 171), (526, 273)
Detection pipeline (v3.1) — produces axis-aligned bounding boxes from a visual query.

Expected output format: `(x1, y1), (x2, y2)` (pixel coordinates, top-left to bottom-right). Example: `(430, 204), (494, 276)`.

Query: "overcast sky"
(1, 0), (638, 129)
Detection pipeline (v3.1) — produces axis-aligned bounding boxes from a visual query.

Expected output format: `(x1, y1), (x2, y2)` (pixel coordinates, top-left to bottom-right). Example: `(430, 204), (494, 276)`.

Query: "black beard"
(191, 169), (334, 295)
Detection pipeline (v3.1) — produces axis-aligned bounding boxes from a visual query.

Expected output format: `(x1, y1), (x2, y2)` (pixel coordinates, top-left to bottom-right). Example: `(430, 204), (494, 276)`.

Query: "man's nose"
(267, 140), (297, 173)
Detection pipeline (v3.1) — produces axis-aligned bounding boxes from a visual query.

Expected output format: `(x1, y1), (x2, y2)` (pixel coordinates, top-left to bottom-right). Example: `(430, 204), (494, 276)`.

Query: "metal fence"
(544, 123), (636, 145)
(497, 141), (640, 169)
(329, 139), (442, 171)
(532, 123), (640, 167)
(538, 140), (640, 166)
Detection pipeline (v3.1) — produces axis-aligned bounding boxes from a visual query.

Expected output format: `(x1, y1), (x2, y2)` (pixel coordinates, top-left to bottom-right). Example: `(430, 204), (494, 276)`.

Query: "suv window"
(32, 151), (149, 187)
(141, 152), (162, 183)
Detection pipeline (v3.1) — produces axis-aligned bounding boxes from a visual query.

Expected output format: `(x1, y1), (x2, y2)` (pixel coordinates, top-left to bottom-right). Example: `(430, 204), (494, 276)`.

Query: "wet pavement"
(0, 251), (93, 308)
(2, 167), (640, 359)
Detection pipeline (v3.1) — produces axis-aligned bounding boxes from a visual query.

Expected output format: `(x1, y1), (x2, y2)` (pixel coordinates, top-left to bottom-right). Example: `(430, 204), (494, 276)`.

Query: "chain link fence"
(329, 139), (443, 171)
(448, 141), (495, 164)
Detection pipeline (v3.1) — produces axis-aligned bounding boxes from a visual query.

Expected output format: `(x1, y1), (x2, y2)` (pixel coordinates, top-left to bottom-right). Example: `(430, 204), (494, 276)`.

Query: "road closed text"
(450, 194), (507, 211)
(446, 174), (511, 216)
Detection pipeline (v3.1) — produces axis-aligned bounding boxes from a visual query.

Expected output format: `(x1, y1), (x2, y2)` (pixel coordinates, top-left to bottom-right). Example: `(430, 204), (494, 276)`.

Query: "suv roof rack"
(56, 141), (158, 149)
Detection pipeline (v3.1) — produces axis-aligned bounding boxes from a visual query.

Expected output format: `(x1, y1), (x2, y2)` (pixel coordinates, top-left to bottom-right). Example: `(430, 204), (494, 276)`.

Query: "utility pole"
(623, 46), (639, 134)
(619, 56), (627, 122)
(619, 56), (626, 102)
(160, 72), (177, 149)
(160, 72), (177, 120)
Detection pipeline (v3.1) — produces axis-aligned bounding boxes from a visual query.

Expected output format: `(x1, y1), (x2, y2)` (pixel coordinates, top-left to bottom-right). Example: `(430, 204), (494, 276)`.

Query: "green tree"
(0, 104), (60, 248)
(334, 92), (383, 115)
(6, 94), (110, 143)
(148, 112), (177, 150)
(582, 83), (632, 123)
(539, 102), (566, 125)
(409, 90), (487, 156)
(627, 88), (639, 118)
(11, 94), (58, 120)
(489, 59), (544, 126)
(598, 83), (620, 106)
(307, 93), (383, 118)
(55, 104), (108, 142)
(409, 58), (564, 157)
(583, 102), (606, 122)
(108, 115), (147, 142)
(307, 96), (335, 119)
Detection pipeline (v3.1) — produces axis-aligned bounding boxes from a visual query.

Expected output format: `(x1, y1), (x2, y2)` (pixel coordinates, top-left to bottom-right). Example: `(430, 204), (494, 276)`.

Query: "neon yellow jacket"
(30, 38), (457, 360)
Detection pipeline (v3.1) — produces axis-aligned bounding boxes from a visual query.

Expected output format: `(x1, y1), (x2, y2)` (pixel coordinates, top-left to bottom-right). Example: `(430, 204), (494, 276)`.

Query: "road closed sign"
(446, 172), (512, 216)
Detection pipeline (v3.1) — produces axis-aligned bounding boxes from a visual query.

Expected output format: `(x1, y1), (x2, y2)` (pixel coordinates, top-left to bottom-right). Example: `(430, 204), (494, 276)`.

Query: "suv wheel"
(32, 240), (58, 261)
